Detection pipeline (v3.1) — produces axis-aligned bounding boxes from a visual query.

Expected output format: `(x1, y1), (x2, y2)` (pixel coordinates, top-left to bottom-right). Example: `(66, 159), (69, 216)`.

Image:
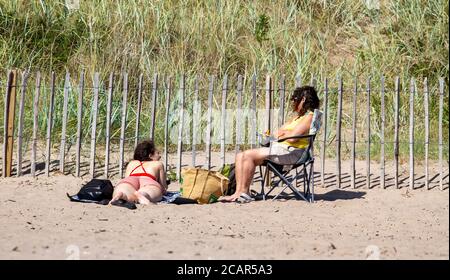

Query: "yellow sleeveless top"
(281, 111), (314, 149)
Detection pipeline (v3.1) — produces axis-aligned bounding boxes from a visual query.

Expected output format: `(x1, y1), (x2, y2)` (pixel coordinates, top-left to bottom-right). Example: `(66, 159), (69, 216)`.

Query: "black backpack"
(67, 179), (114, 204)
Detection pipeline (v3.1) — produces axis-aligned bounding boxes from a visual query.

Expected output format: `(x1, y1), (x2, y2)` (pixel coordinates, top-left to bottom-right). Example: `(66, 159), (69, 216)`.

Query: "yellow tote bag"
(180, 168), (229, 204)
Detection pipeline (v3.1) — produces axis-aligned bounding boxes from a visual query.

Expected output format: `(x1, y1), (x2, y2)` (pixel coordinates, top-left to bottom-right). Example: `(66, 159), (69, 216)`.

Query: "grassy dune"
(0, 0), (448, 160)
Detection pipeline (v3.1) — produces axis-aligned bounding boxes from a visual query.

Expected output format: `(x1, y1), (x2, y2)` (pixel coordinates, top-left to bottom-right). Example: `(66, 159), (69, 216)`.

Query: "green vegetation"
(0, 0), (448, 161)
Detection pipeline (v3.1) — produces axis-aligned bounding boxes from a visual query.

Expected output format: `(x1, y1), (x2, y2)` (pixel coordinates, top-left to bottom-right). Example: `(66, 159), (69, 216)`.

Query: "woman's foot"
(109, 191), (124, 205)
(136, 191), (155, 205)
(219, 192), (256, 203)
(218, 193), (242, 202)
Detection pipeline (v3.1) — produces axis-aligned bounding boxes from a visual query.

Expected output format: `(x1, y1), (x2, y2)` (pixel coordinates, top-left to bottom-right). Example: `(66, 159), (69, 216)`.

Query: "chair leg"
(258, 162), (312, 203)
(310, 161), (315, 203)
(259, 165), (267, 200)
(268, 163), (308, 202)
(303, 164), (308, 196)
(266, 169), (283, 198)
(304, 161), (314, 203)
(301, 166), (306, 194)
(289, 164), (309, 201)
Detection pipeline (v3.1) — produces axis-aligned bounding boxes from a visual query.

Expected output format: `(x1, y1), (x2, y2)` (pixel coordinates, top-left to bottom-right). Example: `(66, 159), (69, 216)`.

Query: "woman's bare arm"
(275, 129), (288, 138)
(274, 116), (297, 138)
(281, 114), (313, 143)
(158, 162), (168, 190)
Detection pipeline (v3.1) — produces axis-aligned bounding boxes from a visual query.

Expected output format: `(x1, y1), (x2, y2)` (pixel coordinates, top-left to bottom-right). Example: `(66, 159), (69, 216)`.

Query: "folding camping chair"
(257, 109), (323, 203)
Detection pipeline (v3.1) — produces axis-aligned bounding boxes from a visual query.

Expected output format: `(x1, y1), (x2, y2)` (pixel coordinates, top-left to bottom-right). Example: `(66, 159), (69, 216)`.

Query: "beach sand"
(0, 152), (448, 260)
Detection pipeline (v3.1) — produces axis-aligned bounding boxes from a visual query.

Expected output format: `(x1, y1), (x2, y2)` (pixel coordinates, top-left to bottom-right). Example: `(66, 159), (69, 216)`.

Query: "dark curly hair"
(290, 86), (320, 115)
(133, 140), (156, 161)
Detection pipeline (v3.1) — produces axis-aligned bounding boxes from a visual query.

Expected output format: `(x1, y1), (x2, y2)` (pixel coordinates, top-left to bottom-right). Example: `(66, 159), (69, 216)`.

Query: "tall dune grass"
(0, 0), (448, 161)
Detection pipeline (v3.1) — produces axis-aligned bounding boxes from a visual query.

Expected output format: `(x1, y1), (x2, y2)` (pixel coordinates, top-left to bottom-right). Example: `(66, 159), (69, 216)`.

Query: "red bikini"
(116, 161), (165, 194)
(128, 161), (158, 181)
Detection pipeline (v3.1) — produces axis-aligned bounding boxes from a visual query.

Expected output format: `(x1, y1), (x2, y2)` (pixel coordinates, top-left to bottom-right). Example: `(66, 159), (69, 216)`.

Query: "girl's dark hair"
(133, 140), (156, 161)
(290, 86), (320, 115)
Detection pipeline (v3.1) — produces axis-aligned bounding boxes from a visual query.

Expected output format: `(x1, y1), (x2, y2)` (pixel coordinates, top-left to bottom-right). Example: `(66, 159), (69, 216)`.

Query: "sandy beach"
(0, 151), (448, 260)
(1, 0), (448, 264)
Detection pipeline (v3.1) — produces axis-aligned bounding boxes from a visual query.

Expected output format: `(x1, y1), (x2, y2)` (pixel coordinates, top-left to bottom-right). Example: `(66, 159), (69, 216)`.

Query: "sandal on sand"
(236, 193), (255, 203)
(110, 199), (137, 210)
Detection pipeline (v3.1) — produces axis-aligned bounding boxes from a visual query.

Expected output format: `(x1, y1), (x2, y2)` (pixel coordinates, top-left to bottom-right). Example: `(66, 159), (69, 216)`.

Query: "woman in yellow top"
(219, 86), (320, 202)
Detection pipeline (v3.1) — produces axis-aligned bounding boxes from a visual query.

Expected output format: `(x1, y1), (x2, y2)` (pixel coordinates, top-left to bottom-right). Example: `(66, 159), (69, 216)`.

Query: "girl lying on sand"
(110, 140), (168, 206)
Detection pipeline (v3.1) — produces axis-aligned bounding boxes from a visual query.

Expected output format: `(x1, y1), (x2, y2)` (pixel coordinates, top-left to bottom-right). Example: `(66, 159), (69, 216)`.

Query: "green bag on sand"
(180, 168), (229, 204)
(219, 163), (236, 196)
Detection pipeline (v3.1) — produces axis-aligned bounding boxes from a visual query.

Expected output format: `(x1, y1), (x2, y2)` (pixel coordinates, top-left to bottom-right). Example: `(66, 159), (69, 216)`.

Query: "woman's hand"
(275, 129), (286, 139)
(282, 114), (313, 143)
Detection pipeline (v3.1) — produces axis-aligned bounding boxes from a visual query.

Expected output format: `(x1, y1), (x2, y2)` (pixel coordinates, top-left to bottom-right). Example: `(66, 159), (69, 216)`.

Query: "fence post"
(134, 73), (143, 149)
(150, 73), (158, 141)
(366, 77), (371, 189)
(220, 74), (228, 168)
(295, 74), (302, 88)
(75, 70), (85, 177)
(265, 75), (273, 188)
(409, 78), (415, 190)
(31, 71), (41, 177)
(438, 78), (444, 190)
(394, 77), (400, 189)
(176, 74), (185, 181)
(89, 72), (100, 178)
(321, 78), (328, 187)
(380, 76), (385, 189)
(164, 77), (172, 173)
(104, 72), (114, 178)
(2, 70), (16, 177)
(119, 72), (128, 179)
(250, 74), (257, 149)
(423, 78), (429, 190)
(16, 70), (29, 177)
(206, 75), (214, 170)
(310, 74), (317, 88)
(265, 75), (272, 135)
(336, 76), (343, 188)
(59, 71), (70, 174)
(351, 78), (357, 189)
(235, 74), (243, 155)
(192, 75), (200, 167)
(45, 72), (56, 176)
(279, 74), (286, 126)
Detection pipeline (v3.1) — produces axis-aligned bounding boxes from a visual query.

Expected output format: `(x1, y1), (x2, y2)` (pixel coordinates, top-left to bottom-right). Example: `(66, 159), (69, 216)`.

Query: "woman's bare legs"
(219, 148), (269, 202)
(110, 183), (139, 204)
(110, 183), (158, 205)
(135, 191), (152, 205)
(136, 162), (166, 205)
(138, 185), (164, 205)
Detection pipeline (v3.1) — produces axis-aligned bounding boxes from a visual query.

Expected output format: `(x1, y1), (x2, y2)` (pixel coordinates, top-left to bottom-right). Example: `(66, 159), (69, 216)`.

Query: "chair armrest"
(276, 134), (316, 143)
